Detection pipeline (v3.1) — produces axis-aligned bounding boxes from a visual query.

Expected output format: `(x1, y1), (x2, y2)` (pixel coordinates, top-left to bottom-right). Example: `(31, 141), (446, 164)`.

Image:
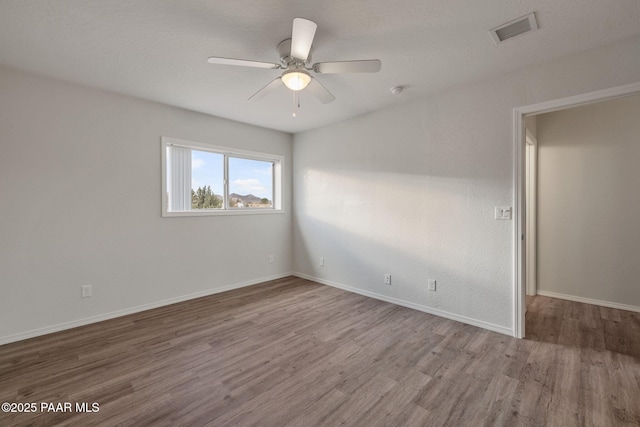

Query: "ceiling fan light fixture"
(281, 70), (311, 91)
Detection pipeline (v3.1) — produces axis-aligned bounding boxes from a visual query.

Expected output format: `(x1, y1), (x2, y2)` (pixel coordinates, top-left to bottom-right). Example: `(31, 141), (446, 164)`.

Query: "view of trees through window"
(163, 138), (282, 216)
(191, 150), (273, 209)
(191, 150), (223, 209)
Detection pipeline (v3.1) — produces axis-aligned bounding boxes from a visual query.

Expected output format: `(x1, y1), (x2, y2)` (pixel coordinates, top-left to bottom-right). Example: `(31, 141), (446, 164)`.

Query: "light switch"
(495, 207), (512, 220)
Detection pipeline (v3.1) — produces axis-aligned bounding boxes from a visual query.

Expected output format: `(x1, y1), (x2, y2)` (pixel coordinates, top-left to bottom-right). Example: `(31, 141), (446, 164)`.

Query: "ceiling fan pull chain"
(292, 91), (299, 117)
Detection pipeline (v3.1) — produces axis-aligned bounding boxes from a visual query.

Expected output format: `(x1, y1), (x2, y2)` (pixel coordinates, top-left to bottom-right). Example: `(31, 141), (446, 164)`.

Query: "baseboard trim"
(0, 272), (293, 345)
(294, 272), (513, 336)
(536, 290), (640, 313)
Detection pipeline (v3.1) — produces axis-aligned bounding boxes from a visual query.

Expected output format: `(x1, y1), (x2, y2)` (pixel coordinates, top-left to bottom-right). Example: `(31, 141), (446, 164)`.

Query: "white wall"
(293, 33), (640, 334)
(536, 94), (640, 309)
(0, 66), (293, 343)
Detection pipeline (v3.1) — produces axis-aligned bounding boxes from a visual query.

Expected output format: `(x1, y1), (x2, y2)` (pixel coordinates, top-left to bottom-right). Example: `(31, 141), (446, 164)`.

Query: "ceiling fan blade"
(291, 18), (317, 61)
(307, 78), (335, 104)
(248, 77), (283, 101)
(208, 56), (280, 69)
(313, 60), (382, 74)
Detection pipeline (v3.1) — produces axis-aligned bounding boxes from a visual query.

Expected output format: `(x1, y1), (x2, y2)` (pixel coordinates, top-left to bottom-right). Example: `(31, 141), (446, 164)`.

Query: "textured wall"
(293, 34), (640, 334)
(0, 66), (293, 342)
(537, 95), (640, 308)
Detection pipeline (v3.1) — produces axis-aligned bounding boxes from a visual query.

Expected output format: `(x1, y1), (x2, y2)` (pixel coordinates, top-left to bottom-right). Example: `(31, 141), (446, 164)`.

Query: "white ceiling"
(1, 1), (640, 134)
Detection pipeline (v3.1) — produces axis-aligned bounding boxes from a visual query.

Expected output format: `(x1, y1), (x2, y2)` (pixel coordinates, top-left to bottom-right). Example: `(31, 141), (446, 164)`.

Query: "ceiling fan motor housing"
(277, 38), (311, 68)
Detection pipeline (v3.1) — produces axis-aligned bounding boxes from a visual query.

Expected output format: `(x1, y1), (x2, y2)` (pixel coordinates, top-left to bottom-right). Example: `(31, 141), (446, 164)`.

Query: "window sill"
(162, 209), (284, 218)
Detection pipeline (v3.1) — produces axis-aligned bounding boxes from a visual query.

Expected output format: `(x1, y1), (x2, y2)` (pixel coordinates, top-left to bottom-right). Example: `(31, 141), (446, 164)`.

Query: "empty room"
(1, 1), (639, 426)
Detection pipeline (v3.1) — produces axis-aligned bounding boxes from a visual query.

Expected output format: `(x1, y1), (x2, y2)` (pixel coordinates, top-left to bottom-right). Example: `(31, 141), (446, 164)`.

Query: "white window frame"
(161, 137), (284, 217)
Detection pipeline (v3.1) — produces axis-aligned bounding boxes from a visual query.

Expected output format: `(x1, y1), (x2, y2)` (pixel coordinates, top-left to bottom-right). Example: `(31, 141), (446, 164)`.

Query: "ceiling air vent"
(490, 12), (538, 44)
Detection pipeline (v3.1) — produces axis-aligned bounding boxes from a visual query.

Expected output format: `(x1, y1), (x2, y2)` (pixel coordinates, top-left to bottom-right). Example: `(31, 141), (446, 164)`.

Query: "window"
(162, 137), (283, 216)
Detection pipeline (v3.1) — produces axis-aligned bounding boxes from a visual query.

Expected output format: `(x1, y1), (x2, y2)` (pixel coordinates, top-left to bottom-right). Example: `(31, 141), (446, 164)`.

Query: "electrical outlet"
(384, 274), (392, 285)
(320, 257), (325, 268)
(81, 284), (92, 298)
(268, 254), (274, 264)
(428, 279), (436, 291)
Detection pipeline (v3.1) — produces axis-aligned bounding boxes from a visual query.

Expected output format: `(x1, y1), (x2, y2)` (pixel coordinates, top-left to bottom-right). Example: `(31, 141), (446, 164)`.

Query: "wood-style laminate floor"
(1, 277), (639, 426)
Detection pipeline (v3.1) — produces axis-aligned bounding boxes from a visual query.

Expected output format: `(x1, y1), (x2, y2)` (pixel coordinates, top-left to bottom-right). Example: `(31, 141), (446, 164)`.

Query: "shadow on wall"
(293, 167), (512, 330)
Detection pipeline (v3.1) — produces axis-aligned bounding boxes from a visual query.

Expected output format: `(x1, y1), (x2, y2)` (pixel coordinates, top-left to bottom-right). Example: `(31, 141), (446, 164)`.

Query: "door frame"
(512, 81), (640, 338)
(525, 129), (537, 297)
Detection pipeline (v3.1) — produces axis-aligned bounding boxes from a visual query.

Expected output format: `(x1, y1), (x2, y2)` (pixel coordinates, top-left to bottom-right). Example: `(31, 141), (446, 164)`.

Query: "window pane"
(191, 150), (224, 210)
(228, 157), (273, 208)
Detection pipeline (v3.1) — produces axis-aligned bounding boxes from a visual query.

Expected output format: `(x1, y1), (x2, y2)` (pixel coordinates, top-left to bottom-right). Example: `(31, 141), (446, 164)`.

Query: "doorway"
(512, 81), (640, 338)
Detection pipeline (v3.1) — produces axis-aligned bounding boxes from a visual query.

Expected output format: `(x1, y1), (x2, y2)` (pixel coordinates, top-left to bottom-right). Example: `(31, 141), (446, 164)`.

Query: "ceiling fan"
(207, 18), (382, 105)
